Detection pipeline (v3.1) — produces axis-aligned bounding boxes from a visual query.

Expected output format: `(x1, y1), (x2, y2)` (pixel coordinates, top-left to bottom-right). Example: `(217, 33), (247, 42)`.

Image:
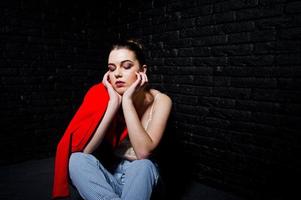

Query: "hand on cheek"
(102, 71), (121, 105)
(135, 71), (148, 89)
(123, 72), (148, 100)
(139, 72), (148, 86)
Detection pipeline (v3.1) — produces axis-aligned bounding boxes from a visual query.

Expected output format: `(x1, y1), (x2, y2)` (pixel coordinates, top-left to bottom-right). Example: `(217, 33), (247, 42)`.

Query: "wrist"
(108, 99), (120, 108)
(122, 97), (133, 106)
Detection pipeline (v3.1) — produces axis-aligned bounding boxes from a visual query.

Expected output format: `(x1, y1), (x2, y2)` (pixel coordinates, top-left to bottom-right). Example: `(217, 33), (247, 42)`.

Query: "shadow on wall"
(155, 115), (196, 200)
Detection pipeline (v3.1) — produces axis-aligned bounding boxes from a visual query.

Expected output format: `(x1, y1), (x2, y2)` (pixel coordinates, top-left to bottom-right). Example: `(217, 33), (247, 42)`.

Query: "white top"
(114, 93), (161, 160)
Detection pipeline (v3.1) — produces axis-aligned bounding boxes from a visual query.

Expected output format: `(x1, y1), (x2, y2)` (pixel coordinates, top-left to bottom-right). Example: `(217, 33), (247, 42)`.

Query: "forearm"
(122, 99), (154, 159)
(83, 100), (119, 154)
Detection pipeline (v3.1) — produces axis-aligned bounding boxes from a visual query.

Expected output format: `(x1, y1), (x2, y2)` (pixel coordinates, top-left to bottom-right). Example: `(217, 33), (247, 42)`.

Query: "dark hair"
(110, 39), (146, 66)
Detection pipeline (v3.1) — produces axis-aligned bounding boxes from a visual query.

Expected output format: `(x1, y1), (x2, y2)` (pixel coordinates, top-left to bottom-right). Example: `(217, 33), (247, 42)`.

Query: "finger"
(103, 72), (113, 89)
(139, 72), (145, 87)
(103, 71), (109, 81)
(102, 72), (108, 85)
(142, 73), (148, 83)
(135, 72), (142, 86)
(140, 72), (146, 86)
(144, 73), (148, 83)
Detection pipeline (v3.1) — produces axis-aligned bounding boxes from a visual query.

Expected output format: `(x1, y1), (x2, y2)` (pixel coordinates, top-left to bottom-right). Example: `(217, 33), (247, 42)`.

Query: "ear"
(141, 64), (147, 73)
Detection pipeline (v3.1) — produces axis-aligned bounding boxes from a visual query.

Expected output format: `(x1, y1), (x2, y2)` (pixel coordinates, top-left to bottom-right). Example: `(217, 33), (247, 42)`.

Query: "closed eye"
(123, 63), (133, 69)
(108, 64), (116, 71)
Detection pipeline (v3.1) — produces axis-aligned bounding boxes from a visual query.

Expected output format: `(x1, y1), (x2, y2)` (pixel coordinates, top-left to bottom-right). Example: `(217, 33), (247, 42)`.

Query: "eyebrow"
(108, 60), (134, 66)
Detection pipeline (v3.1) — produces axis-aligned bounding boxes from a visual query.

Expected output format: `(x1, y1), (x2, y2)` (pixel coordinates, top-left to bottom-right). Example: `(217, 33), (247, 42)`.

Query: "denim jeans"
(69, 152), (159, 200)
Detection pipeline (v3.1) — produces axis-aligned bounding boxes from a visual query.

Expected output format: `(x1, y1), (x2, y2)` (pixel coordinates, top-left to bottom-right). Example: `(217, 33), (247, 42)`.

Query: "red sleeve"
(52, 83), (109, 199)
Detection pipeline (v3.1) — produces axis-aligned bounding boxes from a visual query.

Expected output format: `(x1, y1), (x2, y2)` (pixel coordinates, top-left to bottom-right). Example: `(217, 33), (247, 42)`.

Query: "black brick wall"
(1, 1), (110, 163)
(1, 0), (300, 199)
(101, 0), (301, 199)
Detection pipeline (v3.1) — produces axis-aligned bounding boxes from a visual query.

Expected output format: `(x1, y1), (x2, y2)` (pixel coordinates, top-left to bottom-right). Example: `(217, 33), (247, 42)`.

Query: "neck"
(133, 88), (147, 107)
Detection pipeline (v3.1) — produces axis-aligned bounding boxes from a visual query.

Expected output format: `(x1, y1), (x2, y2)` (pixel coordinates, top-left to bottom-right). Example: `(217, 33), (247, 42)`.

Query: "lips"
(115, 81), (125, 88)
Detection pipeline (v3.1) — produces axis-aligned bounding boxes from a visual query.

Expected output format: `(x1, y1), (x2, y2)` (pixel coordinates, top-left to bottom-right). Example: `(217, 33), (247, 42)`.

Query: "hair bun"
(126, 39), (144, 50)
(111, 38), (146, 65)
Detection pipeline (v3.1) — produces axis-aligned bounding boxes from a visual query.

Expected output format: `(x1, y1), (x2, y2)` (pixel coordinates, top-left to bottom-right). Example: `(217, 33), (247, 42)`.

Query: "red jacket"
(52, 83), (128, 199)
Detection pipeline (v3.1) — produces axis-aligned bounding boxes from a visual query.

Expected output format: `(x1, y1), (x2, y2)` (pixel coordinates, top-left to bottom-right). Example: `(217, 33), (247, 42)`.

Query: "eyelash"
(123, 64), (132, 69)
(108, 64), (132, 71)
(108, 66), (115, 71)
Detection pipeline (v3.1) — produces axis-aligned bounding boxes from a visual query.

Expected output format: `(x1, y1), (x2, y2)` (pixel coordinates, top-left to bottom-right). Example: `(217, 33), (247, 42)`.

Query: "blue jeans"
(69, 152), (159, 200)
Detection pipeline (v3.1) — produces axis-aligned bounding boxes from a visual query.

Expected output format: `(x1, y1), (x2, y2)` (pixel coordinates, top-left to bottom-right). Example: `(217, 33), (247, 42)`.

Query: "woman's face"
(108, 48), (143, 95)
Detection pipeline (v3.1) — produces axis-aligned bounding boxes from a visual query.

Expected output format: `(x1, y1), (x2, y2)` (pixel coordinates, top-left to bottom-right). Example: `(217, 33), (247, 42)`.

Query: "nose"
(114, 67), (122, 78)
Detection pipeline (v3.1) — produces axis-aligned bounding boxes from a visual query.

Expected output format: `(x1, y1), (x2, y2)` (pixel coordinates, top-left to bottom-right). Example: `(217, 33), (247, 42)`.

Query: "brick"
(164, 57), (193, 66)
(148, 57), (164, 66)
(176, 104), (210, 115)
(252, 112), (301, 128)
(225, 66), (301, 77)
(193, 75), (213, 86)
(166, 18), (195, 31)
(172, 94), (199, 105)
(163, 74), (194, 84)
(202, 116), (232, 129)
(151, 48), (178, 58)
(213, 87), (252, 99)
(277, 78), (301, 90)
(214, 11), (236, 24)
(236, 100), (281, 113)
(250, 30), (276, 42)
(236, 6), (283, 21)
(230, 120), (277, 135)
(201, 97), (236, 108)
(217, 21), (256, 33)
(177, 66), (213, 75)
(165, 84), (212, 96)
(193, 35), (228, 46)
(193, 57), (227, 66)
(275, 54), (301, 66)
(253, 88), (301, 103)
(141, 7), (166, 18)
(228, 55), (274, 66)
(178, 47), (211, 57)
(153, 31), (179, 42)
(173, 112), (201, 124)
(164, 38), (192, 48)
(214, 0), (258, 13)
(181, 4), (213, 18)
(285, 1), (301, 14)
(230, 77), (277, 89)
(151, 66), (178, 75)
(275, 40), (301, 54)
(195, 15), (215, 26)
(211, 44), (253, 56)
(180, 25), (222, 37)
(278, 27), (301, 40)
(212, 76), (231, 86)
(259, 0), (286, 6)
(167, 0), (202, 12)
(228, 32), (250, 44)
(255, 16), (292, 30)
(253, 42), (276, 54)
(211, 107), (252, 121)
(128, 18), (152, 29)
(282, 103), (301, 116)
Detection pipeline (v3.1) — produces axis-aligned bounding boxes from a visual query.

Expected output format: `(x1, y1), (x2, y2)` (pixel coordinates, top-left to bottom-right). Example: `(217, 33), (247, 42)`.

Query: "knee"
(130, 159), (159, 180)
(69, 152), (86, 165)
(133, 159), (156, 170)
(69, 152), (90, 176)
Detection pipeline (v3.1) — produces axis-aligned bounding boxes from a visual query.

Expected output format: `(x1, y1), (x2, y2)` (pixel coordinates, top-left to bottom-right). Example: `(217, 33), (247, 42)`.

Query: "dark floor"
(0, 157), (245, 200)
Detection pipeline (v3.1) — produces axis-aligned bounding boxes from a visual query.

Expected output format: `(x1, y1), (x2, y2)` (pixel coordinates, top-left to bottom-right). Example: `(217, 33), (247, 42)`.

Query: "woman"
(52, 39), (172, 200)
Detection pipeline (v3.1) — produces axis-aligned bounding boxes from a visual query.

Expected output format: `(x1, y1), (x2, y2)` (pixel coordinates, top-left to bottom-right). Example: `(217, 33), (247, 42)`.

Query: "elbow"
(136, 151), (152, 160)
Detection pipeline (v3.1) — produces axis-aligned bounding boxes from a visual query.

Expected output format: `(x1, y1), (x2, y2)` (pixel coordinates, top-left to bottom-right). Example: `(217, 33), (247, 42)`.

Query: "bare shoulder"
(159, 92), (172, 106)
(151, 89), (172, 106)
